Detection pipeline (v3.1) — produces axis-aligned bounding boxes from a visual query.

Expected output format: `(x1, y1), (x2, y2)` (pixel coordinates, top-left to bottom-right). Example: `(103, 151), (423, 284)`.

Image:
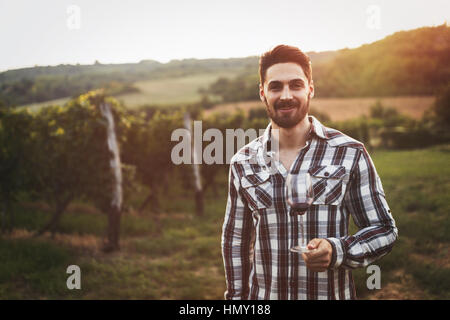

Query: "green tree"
(0, 108), (34, 232)
(26, 91), (132, 251)
(121, 107), (183, 213)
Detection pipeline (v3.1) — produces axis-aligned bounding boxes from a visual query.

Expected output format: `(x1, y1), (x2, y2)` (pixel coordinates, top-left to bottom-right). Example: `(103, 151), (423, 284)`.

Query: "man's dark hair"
(259, 45), (312, 85)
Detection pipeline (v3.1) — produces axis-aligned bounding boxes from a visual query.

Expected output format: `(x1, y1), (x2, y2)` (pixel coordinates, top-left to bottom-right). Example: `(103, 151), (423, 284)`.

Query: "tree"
(121, 106), (183, 214)
(433, 83), (450, 128)
(26, 91), (131, 251)
(0, 108), (34, 232)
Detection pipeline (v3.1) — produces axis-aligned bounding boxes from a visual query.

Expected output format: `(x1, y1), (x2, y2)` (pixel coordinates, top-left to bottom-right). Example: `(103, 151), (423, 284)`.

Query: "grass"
(351, 144), (450, 299)
(0, 238), (79, 299)
(17, 71), (237, 112)
(0, 145), (449, 299)
(115, 71), (236, 108)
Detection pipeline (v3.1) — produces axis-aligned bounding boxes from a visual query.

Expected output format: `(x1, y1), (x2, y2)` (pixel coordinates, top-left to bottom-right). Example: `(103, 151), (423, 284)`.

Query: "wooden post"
(99, 102), (123, 251)
(184, 112), (204, 216)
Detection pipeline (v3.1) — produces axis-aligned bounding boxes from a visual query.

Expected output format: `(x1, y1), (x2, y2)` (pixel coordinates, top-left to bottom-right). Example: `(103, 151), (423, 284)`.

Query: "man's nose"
(280, 85), (293, 100)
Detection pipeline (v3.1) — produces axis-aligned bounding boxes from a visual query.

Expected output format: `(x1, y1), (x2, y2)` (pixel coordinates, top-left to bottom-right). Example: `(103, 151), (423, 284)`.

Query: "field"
(17, 71), (238, 112)
(114, 72), (237, 108)
(0, 144), (449, 300)
(205, 96), (435, 121)
(18, 97), (73, 113)
(17, 71), (435, 123)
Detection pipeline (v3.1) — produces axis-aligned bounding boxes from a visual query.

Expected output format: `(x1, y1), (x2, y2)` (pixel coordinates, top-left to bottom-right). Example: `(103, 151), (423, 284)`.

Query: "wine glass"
(286, 172), (314, 253)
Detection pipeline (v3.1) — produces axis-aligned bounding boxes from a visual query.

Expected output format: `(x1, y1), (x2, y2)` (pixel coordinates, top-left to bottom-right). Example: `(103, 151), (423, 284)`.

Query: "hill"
(0, 57), (257, 107)
(1, 24), (449, 108)
(314, 24), (450, 97)
(202, 24), (450, 102)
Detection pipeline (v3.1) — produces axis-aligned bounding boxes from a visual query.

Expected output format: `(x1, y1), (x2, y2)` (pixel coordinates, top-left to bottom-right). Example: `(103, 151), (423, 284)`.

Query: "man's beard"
(264, 95), (310, 129)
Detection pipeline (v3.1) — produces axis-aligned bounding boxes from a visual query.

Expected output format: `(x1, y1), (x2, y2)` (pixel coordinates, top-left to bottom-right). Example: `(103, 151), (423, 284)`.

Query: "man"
(221, 45), (398, 300)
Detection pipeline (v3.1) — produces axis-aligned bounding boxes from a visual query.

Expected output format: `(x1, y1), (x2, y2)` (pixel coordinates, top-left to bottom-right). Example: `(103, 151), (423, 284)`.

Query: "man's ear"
(259, 83), (266, 103)
(309, 80), (315, 99)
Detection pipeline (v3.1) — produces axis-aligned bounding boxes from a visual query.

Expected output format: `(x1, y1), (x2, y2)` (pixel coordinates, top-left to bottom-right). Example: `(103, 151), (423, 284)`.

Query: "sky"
(0, 0), (449, 72)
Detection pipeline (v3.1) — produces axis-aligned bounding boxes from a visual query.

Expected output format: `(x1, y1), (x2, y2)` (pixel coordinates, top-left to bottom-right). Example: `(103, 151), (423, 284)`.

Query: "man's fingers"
(309, 257), (329, 263)
(305, 262), (329, 271)
(302, 238), (333, 272)
(307, 261), (329, 267)
(304, 247), (327, 260)
(307, 238), (321, 250)
(303, 257), (329, 265)
(307, 266), (328, 272)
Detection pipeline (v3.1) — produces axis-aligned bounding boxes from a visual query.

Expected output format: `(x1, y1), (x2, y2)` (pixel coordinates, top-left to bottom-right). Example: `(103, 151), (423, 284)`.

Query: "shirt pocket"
(308, 165), (349, 206)
(240, 170), (273, 211)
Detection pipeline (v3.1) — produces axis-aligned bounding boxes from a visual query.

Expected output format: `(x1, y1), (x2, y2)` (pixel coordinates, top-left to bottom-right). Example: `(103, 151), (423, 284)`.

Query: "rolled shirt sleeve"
(327, 146), (398, 270)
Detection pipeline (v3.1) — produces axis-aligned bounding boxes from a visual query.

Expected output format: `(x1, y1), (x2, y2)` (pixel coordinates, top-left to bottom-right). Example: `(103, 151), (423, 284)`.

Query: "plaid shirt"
(221, 115), (398, 300)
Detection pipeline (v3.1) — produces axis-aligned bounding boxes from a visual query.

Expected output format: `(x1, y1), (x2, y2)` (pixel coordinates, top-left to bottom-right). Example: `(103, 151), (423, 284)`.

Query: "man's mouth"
(277, 105), (296, 112)
(279, 106), (294, 109)
(275, 99), (299, 112)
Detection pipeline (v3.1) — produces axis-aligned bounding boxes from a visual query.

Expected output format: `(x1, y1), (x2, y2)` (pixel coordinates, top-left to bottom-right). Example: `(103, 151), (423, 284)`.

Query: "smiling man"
(221, 45), (398, 300)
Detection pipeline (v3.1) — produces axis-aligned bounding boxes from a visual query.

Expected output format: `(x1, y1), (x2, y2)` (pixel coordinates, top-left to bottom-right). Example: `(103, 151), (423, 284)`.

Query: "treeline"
(1, 85), (448, 250)
(200, 24), (450, 103)
(3, 25), (449, 108)
(314, 24), (450, 97)
(0, 76), (139, 106)
(198, 73), (260, 104)
(0, 58), (257, 107)
(0, 61), (159, 106)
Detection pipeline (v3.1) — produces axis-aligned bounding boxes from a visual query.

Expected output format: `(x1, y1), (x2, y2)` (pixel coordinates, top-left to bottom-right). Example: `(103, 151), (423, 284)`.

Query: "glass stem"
(300, 215), (305, 248)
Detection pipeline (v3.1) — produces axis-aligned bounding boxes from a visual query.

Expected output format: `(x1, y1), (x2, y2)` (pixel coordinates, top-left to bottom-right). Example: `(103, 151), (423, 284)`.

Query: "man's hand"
(301, 238), (333, 272)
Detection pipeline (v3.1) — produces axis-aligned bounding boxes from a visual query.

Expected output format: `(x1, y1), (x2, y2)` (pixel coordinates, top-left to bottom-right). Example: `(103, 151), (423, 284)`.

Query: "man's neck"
(271, 116), (311, 151)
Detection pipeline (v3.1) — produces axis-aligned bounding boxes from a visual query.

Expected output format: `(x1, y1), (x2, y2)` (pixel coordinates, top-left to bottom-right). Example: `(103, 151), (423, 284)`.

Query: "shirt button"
(324, 172), (329, 177)
(289, 280), (296, 287)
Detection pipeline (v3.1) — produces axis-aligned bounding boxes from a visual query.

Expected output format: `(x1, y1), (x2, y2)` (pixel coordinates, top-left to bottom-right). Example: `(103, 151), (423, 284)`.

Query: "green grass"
(0, 238), (81, 299)
(410, 262), (450, 298)
(115, 72), (236, 108)
(11, 204), (157, 237)
(351, 145), (450, 299)
(1, 145), (449, 299)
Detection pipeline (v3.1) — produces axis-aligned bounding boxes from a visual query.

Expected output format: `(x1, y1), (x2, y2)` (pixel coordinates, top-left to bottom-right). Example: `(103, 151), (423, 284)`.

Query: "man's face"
(260, 62), (314, 128)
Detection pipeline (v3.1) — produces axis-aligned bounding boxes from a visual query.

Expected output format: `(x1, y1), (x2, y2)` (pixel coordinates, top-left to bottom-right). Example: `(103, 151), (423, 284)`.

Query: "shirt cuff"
(325, 237), (345, 269)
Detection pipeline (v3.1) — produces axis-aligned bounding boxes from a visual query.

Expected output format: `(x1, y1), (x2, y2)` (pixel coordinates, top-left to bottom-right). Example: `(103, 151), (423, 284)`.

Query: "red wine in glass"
(286, 172), (315, 253)
(289, 200), (313, 214)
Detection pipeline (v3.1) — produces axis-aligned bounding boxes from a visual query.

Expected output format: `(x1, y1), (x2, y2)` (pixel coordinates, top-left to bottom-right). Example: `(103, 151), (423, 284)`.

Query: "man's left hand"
(301, 238), (333, 272)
